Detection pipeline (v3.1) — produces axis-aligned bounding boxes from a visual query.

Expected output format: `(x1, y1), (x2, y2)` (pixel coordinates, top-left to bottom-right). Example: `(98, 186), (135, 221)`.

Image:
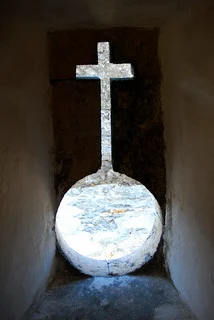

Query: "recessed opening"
(55, 42), (163, 276)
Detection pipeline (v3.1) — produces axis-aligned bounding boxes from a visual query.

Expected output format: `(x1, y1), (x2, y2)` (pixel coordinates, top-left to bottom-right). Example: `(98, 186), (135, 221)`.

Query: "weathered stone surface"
(56, 174), (162, 275)
(74, 168), (141, 187)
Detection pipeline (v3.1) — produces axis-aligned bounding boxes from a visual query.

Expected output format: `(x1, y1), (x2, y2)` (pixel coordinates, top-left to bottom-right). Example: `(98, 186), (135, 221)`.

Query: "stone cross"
(76, 42), (134, 169)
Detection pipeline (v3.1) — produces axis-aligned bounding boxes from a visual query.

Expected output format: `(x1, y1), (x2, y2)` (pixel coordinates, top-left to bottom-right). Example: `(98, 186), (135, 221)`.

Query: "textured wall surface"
(160, 8), (214, 320)
(0, 23), (56, 320)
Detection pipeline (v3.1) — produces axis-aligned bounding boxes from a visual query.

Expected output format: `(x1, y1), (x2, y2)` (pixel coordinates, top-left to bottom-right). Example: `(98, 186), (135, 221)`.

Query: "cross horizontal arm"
(76, 65), (100, 79)
(107, 63), (133, 80)
(76, 63), (133, 80)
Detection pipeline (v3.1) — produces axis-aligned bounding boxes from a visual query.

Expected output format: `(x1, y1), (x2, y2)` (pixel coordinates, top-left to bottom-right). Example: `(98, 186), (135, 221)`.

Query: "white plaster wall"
(0, 22), (56, 320)
(160, 8), (214, 320)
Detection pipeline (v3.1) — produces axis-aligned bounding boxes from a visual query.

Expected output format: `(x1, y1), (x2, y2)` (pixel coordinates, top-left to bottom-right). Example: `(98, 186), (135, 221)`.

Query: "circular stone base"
(56, 180), (162, 276)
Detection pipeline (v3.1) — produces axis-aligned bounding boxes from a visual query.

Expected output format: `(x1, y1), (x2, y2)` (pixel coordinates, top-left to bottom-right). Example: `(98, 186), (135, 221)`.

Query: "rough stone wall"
(160, 8), (214, 319)
(0, 23), (56, 320)
(49, 27), (165, 212)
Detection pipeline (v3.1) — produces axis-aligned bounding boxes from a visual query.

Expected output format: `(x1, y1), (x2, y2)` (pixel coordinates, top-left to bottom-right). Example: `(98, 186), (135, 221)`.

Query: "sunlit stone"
(56, 42), (163, 276)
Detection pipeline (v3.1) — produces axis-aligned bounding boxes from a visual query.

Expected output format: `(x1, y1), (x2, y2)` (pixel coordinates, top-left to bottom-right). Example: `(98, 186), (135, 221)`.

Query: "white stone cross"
(76, 42), (134, 169)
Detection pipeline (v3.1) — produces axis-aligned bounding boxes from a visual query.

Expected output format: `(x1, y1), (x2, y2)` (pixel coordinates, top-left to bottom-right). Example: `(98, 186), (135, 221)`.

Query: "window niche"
(50, 28), (165, 276)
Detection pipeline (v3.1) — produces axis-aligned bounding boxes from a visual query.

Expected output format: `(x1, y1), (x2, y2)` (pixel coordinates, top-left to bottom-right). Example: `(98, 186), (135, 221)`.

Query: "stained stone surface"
(56, 170), (162, 276)
(27, 276), (195, 320)
(74, 168), (141, 187)
(57, 184), (156, 260)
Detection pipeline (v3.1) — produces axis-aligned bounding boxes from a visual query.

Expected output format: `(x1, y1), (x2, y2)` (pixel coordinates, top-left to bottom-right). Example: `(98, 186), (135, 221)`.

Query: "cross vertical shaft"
(76, 42), (134, 170)
(100, 78), (111, 169)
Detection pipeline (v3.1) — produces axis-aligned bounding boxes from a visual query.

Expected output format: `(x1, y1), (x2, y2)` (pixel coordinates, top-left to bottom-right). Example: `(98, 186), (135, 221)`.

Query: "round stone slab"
(56, 182), (162, 276)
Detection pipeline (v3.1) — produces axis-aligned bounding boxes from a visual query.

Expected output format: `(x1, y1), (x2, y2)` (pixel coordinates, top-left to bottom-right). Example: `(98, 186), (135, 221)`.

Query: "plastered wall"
(0, 2), (214, 320)
(160, 8), (214, 320)
(0, 23), (56, 320)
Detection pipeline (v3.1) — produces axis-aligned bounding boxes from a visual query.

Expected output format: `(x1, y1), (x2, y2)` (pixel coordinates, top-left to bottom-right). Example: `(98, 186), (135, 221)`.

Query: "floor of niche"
(26, 272), (195, 320)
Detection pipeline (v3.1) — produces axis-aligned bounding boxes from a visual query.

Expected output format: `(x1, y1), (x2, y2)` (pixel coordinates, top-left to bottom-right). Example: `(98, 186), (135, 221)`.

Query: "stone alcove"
(49, 27), (165, 275)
